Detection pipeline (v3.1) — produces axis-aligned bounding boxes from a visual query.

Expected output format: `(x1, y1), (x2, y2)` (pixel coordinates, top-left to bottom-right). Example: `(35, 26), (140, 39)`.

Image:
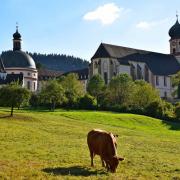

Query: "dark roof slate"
(63, 68), (89, 80)
(0, 74), (23, 85)
(1, 50), (36, 69)
(92, 43), (180, 76)
(38, 69), (63, 78)
(119, 52), (180, 76)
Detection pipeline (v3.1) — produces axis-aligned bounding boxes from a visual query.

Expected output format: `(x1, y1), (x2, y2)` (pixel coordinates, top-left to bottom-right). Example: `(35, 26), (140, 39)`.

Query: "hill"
(1, 51), (89, 72)
(29, 52), (89, 72)
(0, 109), (180, 179)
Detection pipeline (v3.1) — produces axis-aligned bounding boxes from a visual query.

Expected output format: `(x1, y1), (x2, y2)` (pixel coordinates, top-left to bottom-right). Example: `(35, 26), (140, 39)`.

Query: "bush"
(145, 100), (174, 120)
(175, 103), (180, 120)
(145, 101), (164, 118)
(78, 94), (97, 110)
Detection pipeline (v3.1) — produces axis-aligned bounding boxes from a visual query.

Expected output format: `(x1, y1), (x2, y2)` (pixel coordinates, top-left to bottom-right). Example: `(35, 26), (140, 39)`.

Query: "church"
(89, 18), (180, 100)
(0, 26), (38, 92)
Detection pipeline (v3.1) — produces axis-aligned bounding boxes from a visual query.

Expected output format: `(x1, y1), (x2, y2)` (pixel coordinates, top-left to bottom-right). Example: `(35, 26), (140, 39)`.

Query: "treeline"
(0, 73), (180, 121)
(28, 52), (89, 72)
(1, 51), (89, 72)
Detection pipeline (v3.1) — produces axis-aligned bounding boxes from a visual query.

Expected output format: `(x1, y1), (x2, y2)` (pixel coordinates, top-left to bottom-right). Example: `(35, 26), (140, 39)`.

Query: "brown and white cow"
(87, 129), (124, 173)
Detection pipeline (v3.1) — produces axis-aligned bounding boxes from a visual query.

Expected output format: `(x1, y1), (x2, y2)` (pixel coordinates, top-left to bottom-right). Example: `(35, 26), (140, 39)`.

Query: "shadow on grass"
(162, 120), (180, 131)
(42, 166), (107, 176)
(0, 115), (11, 119)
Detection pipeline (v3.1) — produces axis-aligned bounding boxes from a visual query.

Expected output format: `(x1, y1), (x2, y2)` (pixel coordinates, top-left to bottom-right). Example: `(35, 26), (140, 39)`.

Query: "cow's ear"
(118, 157), (124, 161)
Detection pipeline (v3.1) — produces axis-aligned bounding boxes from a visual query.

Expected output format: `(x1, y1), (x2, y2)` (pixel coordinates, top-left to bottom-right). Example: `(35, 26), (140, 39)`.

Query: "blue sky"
(0, 0), (180, 60)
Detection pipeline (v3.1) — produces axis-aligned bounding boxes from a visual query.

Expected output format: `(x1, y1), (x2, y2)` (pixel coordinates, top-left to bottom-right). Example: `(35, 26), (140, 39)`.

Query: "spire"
(16, 22), (18, 32)
(176, 10), (179, 21)
(13, 23), (22, 51)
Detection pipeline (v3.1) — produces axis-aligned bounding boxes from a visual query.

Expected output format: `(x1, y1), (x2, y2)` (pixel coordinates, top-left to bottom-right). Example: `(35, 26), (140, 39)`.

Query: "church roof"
(119, 53), (180, 76)
(63, 68), (89, 80)
(0, 74), (23, 85)
(91, 43), (180, 76)
(1, 51), (36, 69)
(169, 20), (180, 40)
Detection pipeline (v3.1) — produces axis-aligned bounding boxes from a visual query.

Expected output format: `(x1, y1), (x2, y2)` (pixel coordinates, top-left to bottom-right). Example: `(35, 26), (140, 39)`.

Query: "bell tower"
(169, 13), (180, 56)
(13, 23), (22, 51)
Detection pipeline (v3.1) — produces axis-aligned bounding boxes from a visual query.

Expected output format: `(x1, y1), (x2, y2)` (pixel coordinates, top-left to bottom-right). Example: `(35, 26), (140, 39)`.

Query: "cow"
(87, 129), (124, 173)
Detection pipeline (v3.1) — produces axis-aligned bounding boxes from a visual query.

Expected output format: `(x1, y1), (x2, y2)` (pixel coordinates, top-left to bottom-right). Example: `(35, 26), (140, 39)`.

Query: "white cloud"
(136, 18), (169, 30)
(83, 3), (123, 25)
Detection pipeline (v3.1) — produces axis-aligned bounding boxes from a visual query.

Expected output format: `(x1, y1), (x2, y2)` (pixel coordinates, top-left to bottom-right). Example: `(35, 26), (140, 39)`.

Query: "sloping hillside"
(29, 52), (89, 72)
(0, 109), (179, 179)
(1, 51), (89, 72)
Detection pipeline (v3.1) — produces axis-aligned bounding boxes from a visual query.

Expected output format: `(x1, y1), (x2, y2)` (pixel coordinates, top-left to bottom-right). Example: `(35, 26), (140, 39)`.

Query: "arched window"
(137, 64), (143, 80)
(27, 81), (31, 90)
(144, 65), (149, 82)
(130, 64), (136, 80)
(173, 48), (176, 54)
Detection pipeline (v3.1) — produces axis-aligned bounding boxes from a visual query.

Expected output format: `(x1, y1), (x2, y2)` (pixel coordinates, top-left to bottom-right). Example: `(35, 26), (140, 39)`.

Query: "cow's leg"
(104, 160), (110, 171)
(90, 150), (94, 167)
(101, 157), (105, 167)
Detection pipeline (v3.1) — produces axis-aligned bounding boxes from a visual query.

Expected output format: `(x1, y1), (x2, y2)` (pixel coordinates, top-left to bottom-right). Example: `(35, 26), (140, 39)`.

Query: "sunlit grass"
(0, 108), (180, 179)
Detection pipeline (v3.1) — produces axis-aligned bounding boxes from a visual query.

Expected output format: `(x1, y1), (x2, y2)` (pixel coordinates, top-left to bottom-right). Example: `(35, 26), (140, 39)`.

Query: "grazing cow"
(87, 129), (124, 173)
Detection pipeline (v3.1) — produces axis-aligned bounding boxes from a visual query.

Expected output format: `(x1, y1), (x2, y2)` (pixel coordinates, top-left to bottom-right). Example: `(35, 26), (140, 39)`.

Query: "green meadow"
(0, 108), (180, 179)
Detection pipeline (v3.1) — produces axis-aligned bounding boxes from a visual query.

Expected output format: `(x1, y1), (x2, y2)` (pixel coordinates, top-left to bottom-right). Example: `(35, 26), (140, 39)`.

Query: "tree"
(172, 71), (180, 98)
(39, 80), (66, 111)
(108, 74), (134, 106)
(132, 80), (160, 109)
(87, 74), (105, 98)
(0, 83), (30, 116)
(78, 94), (97, 110)
(59, 73), (84, 108)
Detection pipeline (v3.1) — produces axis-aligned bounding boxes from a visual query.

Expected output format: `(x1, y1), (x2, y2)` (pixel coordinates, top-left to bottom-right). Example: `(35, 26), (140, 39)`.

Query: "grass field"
(0, 108), (180, 179)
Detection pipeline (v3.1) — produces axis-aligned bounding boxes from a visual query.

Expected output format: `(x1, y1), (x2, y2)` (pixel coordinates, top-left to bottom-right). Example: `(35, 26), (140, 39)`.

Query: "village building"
(89, 18), (180, 100)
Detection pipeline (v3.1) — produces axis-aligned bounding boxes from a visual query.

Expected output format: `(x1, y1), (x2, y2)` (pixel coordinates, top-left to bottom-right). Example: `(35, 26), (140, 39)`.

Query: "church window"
(94, 62), (98, 68)
(33, 82), (36, 90)
(173, 48), (176, 54)
(156, 76), (159, 86)
(110, 60), (113, 65)
(98, 60), (101, 65)
(104, 72), (108, 84)
(27, 81), (31, 90)
(164, 91), (167, 99)
(28, 72), (31, 76)
(164, 76), (167, 87)
(130, 64), (136, 80)
(144, 65), (149, 82)
(137, 64), (143, 80)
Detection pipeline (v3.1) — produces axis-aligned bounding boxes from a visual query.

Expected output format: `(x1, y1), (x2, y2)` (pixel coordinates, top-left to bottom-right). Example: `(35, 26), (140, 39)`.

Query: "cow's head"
(107, 156), (124, 173)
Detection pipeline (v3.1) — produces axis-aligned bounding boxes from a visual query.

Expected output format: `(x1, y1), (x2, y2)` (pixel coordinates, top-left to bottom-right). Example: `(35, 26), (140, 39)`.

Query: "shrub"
(145, 100), (164, 118)
(175, 103), (180, 120)
(145, 100), (174, 120)
(78, 94), (97, 110)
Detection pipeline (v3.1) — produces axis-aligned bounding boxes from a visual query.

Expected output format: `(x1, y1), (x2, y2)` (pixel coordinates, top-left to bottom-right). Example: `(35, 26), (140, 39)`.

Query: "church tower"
(169, 14), (180, 56)
(13, 24), (22, 51)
